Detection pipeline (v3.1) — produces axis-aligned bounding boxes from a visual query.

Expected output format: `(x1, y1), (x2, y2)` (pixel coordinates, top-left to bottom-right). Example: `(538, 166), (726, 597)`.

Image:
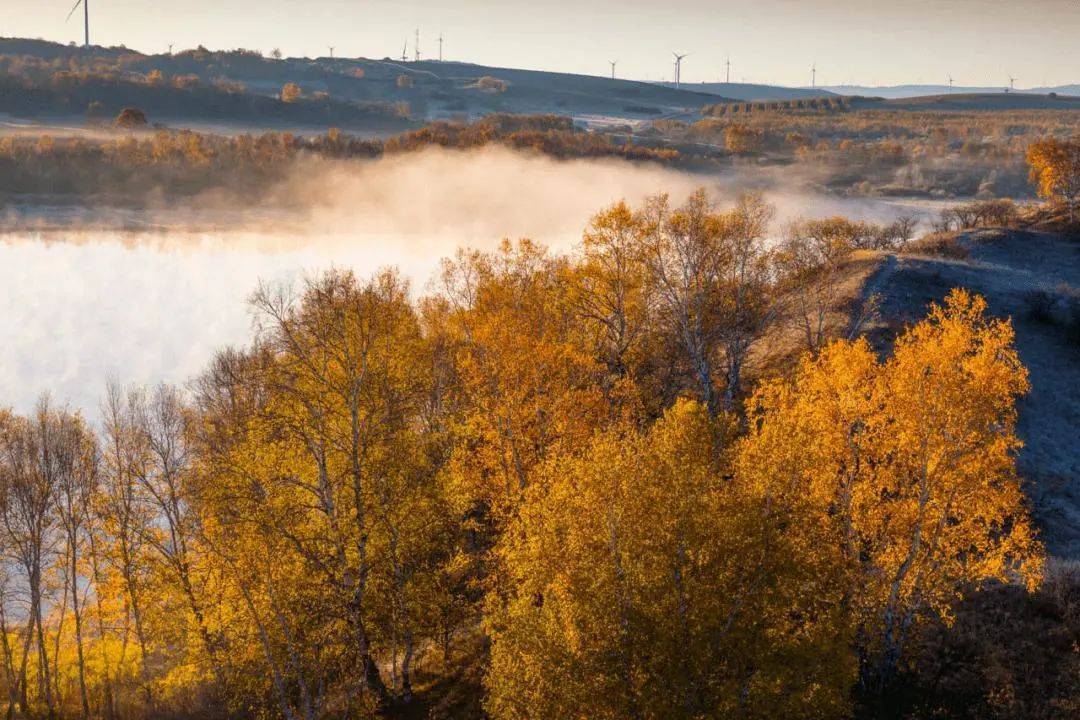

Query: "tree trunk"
(70, 543), (91, 720)
(0, 602), (20, 720)
(33, 574), (56, 720)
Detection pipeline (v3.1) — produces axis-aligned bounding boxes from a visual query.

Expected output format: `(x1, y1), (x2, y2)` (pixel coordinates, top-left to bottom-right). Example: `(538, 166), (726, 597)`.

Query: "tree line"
(0, 191), (1055, 719)
(0, 115), (679, 204)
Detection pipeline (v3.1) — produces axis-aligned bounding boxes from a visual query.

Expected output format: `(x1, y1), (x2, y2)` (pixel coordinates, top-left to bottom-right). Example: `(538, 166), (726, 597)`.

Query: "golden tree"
(1027, 137), (1080, 221)
(436, 241), (608, 524)
(486, 400), (854, 720)
(191, 269), (461, 713)
(280, 82), (302, 103)
(739, 289), (1043, 692)
(640, 191), (776, 415)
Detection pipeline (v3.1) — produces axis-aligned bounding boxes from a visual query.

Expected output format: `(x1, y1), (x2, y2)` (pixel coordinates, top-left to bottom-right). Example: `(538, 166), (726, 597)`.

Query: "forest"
(0, 115), (680, 206)
(2, 148), (1080, 719)
(642, 107), (1080, 198)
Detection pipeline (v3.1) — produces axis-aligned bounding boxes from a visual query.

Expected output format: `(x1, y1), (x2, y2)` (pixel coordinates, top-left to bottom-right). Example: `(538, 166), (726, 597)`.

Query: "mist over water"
(0, 147), (942, 417)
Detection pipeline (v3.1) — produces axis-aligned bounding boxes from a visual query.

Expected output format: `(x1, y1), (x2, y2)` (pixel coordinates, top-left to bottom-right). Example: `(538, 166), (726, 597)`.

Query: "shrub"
(474, 75), (509, 93)
(280, 82), (302, 103)
(114, 107), (148, 128)
(906, 232), (971, 259)
(172, 74), (200, 89)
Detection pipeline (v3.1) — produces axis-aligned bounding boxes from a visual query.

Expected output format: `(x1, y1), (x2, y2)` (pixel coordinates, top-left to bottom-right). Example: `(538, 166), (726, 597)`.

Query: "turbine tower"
(438, 33), (444, 62)
(609, 60), (617, 80)
(329, 46), (335, 59)
(414, 28), (420, 61)
(401, 39), (408, 62)
(1009, 76), (1017, 92)
(65, 0), (90, 48)
(672, 52), (689, 87)
(811, 62), (817, 88)
(948, 75), (953, 93)
(725, 55), (731, 84)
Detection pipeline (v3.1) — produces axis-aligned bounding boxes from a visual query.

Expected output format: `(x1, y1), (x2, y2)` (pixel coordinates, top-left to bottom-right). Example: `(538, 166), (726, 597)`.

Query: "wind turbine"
(401, 39), (408, 62)
(672, 52), (689, 87)
(948, 75), (953, 93)
(65, 0), (90, 48)
(811, 62), (817, 88)
(438, 33), (444, 62)
(414, 28), (420, 61)
(328, 46), (335, 59)
(725, 55), (731, 84)
(1008, 76), (1017, 92)
(609, 60), (617, 80)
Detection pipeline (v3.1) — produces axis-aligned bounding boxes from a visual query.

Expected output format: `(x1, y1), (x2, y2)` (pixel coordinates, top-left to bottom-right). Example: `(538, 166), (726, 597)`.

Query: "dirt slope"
(859, 229), (1080, 556)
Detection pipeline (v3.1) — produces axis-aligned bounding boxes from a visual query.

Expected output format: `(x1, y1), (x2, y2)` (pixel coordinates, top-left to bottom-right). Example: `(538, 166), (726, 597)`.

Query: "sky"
(2, 0), (1078, 88)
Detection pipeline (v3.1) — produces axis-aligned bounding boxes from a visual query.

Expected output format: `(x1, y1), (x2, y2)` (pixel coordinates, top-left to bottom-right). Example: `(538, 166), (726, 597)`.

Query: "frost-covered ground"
(863, 229), (1080, 557)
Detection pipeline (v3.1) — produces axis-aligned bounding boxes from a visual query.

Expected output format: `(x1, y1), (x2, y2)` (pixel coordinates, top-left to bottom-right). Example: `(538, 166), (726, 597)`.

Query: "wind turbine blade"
(65, 0), (83, 23)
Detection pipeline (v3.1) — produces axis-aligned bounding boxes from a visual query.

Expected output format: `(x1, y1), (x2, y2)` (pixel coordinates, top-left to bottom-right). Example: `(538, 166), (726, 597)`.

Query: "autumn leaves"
(487, 287), (1040, 718)
(0, 189), (1043, 720)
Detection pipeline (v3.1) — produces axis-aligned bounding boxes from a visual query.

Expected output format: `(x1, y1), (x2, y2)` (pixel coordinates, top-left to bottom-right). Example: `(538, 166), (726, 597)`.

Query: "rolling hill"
(0, 37), (729, 130)
(873, 93), (1080, 111)
(657, 81), (837, 102)
(824, 83), (1080, 99)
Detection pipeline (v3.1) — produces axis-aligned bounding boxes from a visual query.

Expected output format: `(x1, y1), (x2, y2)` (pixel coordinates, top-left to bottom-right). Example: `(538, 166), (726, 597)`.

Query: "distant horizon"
(3, 33), (1079, 96)
(2, 0), (1078, 88)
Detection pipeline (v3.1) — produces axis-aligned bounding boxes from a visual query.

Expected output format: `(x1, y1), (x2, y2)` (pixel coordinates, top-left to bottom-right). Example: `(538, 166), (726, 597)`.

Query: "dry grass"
(905, 231), (972, 259)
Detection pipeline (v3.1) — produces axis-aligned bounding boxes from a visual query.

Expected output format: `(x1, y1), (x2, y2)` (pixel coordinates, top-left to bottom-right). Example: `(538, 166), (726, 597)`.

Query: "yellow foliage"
(487, 399), (854, 719)
(739, 288), (1042, 686)
(1027, 136), (1080, 219)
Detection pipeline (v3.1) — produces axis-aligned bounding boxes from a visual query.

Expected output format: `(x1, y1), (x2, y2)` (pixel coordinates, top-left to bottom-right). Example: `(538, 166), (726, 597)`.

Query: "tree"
(567, 200), (652, 398)
(52, 410), (99, 720)
(437, 241), (608, 523)
(1027, 137), (1080, 221)
(128, 385), (228, 701)
(114, 107), (148, 128)
(191, 269), (463, 713)
(98, 381), (159, 714)
(486, 400), (853, 720)
(723, 123), (765, 154)
(738, 289), (1043, 697)
(280, 83), (302, 103)
(0, 397), (90, 720)
(776, 216), (873, 352)
(640, 191), (776, 415)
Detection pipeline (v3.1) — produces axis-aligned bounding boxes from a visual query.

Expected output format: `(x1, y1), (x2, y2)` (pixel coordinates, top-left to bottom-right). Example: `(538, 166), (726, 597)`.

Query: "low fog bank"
(3, 146), (945, 244)
(1, 146), (948, 418)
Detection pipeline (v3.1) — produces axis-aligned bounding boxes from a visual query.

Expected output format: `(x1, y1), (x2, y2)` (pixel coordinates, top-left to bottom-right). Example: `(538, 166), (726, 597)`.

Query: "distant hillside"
(874, 93), (1080, 111)
(0, 69), (410, 130)
(698, 93), (1080, 118)
(0, 37), (728, 128)
(657, 81), (836, 102)
(824, 83), (1080, 99)
(333, 59), (731, 121)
